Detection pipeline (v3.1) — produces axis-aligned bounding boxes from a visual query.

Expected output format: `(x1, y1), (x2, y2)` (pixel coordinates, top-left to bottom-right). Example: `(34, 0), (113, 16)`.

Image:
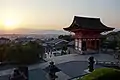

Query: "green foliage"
(0, 41), (45, 64)
(79, 68), (120, 80)
(58, 35), (73, 41)
(101, 31), (120, 50)
(0, 44), (10, 62)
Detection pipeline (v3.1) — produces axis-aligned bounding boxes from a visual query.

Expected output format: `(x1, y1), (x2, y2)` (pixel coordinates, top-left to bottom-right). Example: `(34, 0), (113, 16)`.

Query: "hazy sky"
(0, 0), (120, 31)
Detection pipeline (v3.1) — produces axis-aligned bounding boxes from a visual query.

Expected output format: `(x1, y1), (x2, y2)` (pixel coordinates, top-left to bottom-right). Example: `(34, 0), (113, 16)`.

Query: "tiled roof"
(64, 16), (114, 31)
(46, 39), (68, 45)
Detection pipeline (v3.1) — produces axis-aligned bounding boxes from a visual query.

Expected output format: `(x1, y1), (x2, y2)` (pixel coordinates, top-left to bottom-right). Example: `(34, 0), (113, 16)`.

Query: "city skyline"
(0, 0), (120, 33)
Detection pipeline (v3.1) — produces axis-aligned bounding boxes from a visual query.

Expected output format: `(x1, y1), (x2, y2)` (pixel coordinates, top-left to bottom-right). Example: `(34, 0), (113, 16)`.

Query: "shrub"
(79, 68), (120, 80)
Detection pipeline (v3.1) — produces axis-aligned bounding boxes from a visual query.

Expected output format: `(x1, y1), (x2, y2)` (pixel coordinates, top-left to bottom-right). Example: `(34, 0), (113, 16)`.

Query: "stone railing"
(96, 61), (120, 68)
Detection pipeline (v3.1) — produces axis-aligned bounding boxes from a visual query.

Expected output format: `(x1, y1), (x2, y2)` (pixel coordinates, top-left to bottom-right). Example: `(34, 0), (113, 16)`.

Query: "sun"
(4, 19), (19, 30)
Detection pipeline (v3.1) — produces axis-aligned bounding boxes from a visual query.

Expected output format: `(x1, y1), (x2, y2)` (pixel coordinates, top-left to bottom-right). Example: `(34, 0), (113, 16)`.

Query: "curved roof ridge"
(74, 16), (100, 20)
(63, 16), (115, 31)
(99, 20), (114, 29)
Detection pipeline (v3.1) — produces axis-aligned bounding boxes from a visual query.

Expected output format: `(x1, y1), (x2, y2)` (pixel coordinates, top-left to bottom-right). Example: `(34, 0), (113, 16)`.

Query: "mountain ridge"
(0, 28), (70, 35)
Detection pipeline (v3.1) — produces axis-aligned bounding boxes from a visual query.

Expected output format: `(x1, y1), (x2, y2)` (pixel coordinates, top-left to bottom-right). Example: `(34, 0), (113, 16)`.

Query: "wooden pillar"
(98, 39), (100, 51)
(88, 39), (90, 49)
(75, 38), (78, 50)
(91, 39), (93, 49)
(93, 39), (95, 50)
(95, 39), (97, 50)
(87, 39), (90, 50)
(86, 39), (88, 51)
(77, 38), (79, 50)
(90, 39), (92, 49)
(78, 38), (82, 51)
(82, 39), (87, 51)
(89, 39), (90, 49)
(97, 39), (100, 50)
(92, 39), (94, 49)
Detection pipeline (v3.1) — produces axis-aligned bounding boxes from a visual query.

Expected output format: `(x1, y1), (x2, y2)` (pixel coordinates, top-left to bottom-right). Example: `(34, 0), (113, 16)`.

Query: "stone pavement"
(55, 61), (104, 79)
(29, 68), (47, 80)
(0, 53), (118, 80)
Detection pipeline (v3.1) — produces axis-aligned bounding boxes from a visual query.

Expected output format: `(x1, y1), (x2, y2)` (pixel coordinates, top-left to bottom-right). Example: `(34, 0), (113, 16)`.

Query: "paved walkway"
(0, 53), (118, 80)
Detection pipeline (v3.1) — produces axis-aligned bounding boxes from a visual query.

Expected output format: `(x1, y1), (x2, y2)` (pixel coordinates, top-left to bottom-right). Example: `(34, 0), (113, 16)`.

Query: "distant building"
(67, 40), (75, 48)
(46, 39), (68, 50)
(13, 37), (40, 43)
(63, 16), (114, 54)
(43, 39), (68, 57)
(0, 37), (11, 44)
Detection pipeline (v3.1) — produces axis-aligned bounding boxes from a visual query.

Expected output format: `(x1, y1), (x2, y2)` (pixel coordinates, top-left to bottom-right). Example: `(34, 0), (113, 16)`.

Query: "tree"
(0, 44), (10, 62)
(6, 41), (45, 64)
(101, 31), (120, 51)
(58, 35), (74, 41)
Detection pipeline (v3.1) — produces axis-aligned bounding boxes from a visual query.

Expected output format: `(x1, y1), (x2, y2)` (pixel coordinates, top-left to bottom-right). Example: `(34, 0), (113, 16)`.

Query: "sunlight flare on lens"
(3, 18), (20, 30)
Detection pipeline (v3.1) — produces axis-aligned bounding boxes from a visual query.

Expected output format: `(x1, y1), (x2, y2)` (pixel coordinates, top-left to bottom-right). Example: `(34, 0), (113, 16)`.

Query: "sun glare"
(4, 19), (20, 30)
